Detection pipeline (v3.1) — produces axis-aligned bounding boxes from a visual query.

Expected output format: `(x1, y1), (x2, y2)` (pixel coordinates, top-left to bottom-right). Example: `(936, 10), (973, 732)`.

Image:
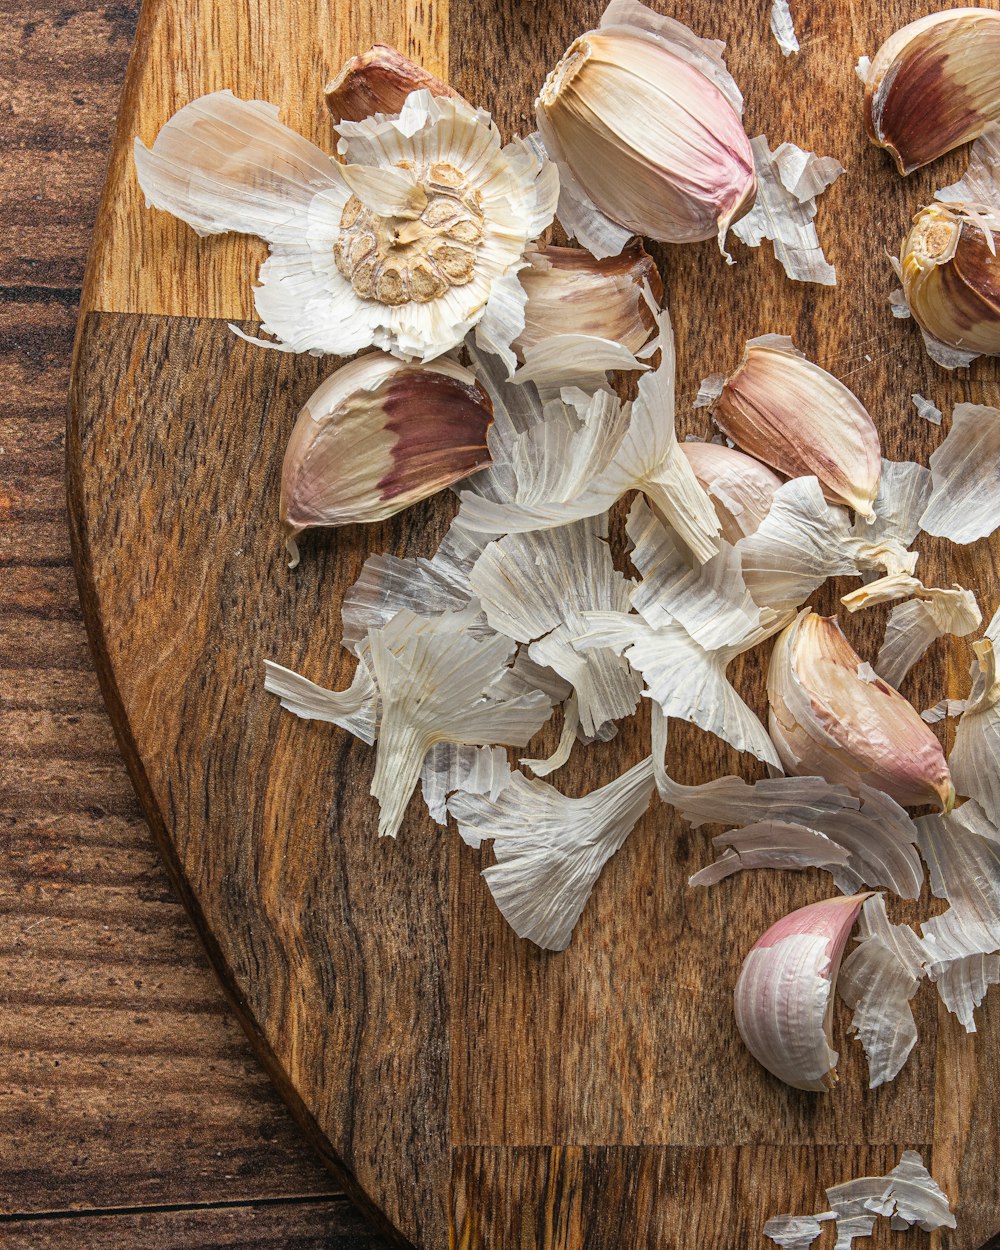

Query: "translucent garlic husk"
(735, 894), (871, 1092)
(513, 241), (663, 360)
(679, 441), (783, 543)
(900, 203), (1000, 356)
(862, 8), (1000, 175)
(711, 337), (882, 520)
(767, 610), (954, 811)
(324, 44), (458, 125)
(280, 352), (493, 565)
(536, 25), (756, 251)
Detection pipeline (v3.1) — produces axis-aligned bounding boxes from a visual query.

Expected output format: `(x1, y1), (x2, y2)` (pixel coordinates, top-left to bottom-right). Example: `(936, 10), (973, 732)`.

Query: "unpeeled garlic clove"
(324, 45), (458, 126)
(280, 352), (493, 566)
(513, 241), (663, 360)
(679, 441), (783, 543)
(767, 610), (954, 811)
(861, 9), (1000, 175)
(735, 893), (871, 1091)
(899, 203), (1000, 356)
(536, 20), (756, 252)
(710, 336), (882, 520)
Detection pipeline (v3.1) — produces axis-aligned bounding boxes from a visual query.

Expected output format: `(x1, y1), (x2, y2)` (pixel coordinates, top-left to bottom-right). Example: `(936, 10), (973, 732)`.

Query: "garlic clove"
(536, 19), (756, 254)
(735, 893), (872, 1091)
(324, 44), (458, 126)
(679, 441), (783, 543)
(899, 203), (1000, 357)
(280, 352), (493, 565)
(861, 8), (1000, 175)
(710, 336), (882, 520)
(767, 610), (954, 812)
(513, 241), (663, 361)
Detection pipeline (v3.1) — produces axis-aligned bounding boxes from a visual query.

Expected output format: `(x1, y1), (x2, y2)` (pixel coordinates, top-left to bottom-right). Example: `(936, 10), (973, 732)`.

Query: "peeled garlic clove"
(862, 9), (1000, 175)
(899, 203), (1000, 356)
(281, 352), (493, 564)
(767, 610), (954, 811)
(324, 45), (457, 125)
(711, 337), (882, 520)
(536, 22), (756, 252)
(735, 893), (871, 1091)
(679, 441), (783, 543)
(513, 242), (663, 360)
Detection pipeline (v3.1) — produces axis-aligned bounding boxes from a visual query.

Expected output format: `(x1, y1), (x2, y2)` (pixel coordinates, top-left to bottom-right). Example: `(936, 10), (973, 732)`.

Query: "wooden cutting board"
(67, 0), (1000, 1245)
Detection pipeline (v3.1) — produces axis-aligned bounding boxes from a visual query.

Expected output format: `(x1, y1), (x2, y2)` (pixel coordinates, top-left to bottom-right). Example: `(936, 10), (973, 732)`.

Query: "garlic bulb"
(710, 336), (881, 520)
(735, 893), (871, 1091)
(513, 242), (662, 361)
(679, 442), (783, 543)
(324, 45), (457, 126)
(899, 203), (1000, 357)
(280, 352), (493, 564)
(861, 8), (1000, 175)
(535, 2), (755, 257)
(767, 611), (954, 811)
(134, 89), (557, 362)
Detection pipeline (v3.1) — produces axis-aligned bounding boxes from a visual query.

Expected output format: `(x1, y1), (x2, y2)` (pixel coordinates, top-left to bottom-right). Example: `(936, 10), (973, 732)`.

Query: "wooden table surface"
(0, 1), (392, 1244)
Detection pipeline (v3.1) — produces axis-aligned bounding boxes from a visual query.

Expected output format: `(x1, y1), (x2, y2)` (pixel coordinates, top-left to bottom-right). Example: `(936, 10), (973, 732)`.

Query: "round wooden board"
(67, 0), (1000, 1245)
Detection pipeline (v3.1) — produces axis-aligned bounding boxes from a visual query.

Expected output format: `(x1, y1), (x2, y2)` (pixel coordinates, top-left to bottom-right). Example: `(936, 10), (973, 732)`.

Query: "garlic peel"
(420, 743), (511, 825)
(264, 657), (378, 745)
(734, 893), (871, 1091)
(678, 441), (782, 544)
(862, 8), (1000, 174)
(951, 607), (1000, 827)
(919, 402), (1000, 544)
(769, 0), (799, 57)
(324, 44), (458, 126)
(688, 822), (851, 888)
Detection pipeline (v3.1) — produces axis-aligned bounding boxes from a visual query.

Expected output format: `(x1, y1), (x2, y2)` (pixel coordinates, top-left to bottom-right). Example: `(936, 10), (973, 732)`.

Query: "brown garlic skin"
(513, 241), (663, 360)
(325, 45), (458, 126)
(900, 203), (1000, 355)
(863, 8), (1000, 174)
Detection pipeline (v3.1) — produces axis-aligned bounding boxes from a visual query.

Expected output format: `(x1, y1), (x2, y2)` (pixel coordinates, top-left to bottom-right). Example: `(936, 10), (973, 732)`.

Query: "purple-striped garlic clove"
(735, 893), (872, 1091)
(861, 9), (1000, 175)
(710, 337), (882, 520)
(280, 351), (493, 566)
(678, 441), (783, 543)
(900, 203), (1000, 357)
(513, 241), (663, 360)
(324, 45), (459, 126)
(767, 610), (955, 812)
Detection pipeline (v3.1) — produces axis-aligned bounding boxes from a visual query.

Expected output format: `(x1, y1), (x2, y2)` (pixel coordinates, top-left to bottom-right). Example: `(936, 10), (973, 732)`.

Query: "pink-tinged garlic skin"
(324, 45), (458, 126)
(513, 241), (663, 360)
(711, 339), (882, 520)
(280, 352), (493, 564)
(679, 441), (783, 543)
(735, 893), (871, 1091)
(767, 611), (954, 811)
(536, 30), (756, 247)
(863, 9), (1000, 175)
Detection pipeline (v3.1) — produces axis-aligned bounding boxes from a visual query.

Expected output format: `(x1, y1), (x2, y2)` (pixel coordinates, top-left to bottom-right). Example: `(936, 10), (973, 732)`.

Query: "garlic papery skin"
(861, 8), (1000, 175)
(710, 337), (882, 520)
(767, 611), (954, 812)
(512, 242), (663, 361)
(735, 893), (871, 1091)
(280, 352), (493, 565)
(679, 441), (783, 543)
(324, 45), (458, 126)
(900, 203), (1000, 357)
(536, 16), (756, 256)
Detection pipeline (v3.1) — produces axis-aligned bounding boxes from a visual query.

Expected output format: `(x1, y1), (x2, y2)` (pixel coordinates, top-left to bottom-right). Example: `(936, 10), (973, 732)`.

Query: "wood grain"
(67, 0), (1000, 1246)
(0, 1), (396, 1245)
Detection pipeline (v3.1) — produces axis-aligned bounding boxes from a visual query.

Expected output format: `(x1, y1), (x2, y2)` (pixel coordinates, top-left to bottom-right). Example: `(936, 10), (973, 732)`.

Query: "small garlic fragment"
(899, 203), (1000, 358)
(710, 336), (882, 519)
(862, 8), (1000, 175)
(324, 45), (458, 125)
(679, 441), (783, 543)
(280, 352), (493, 564)
(734, 893), (871, 1091)
(535, 4), (756, 256)
(767, 610), (955, 811)
(513, 241), (663, 361)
